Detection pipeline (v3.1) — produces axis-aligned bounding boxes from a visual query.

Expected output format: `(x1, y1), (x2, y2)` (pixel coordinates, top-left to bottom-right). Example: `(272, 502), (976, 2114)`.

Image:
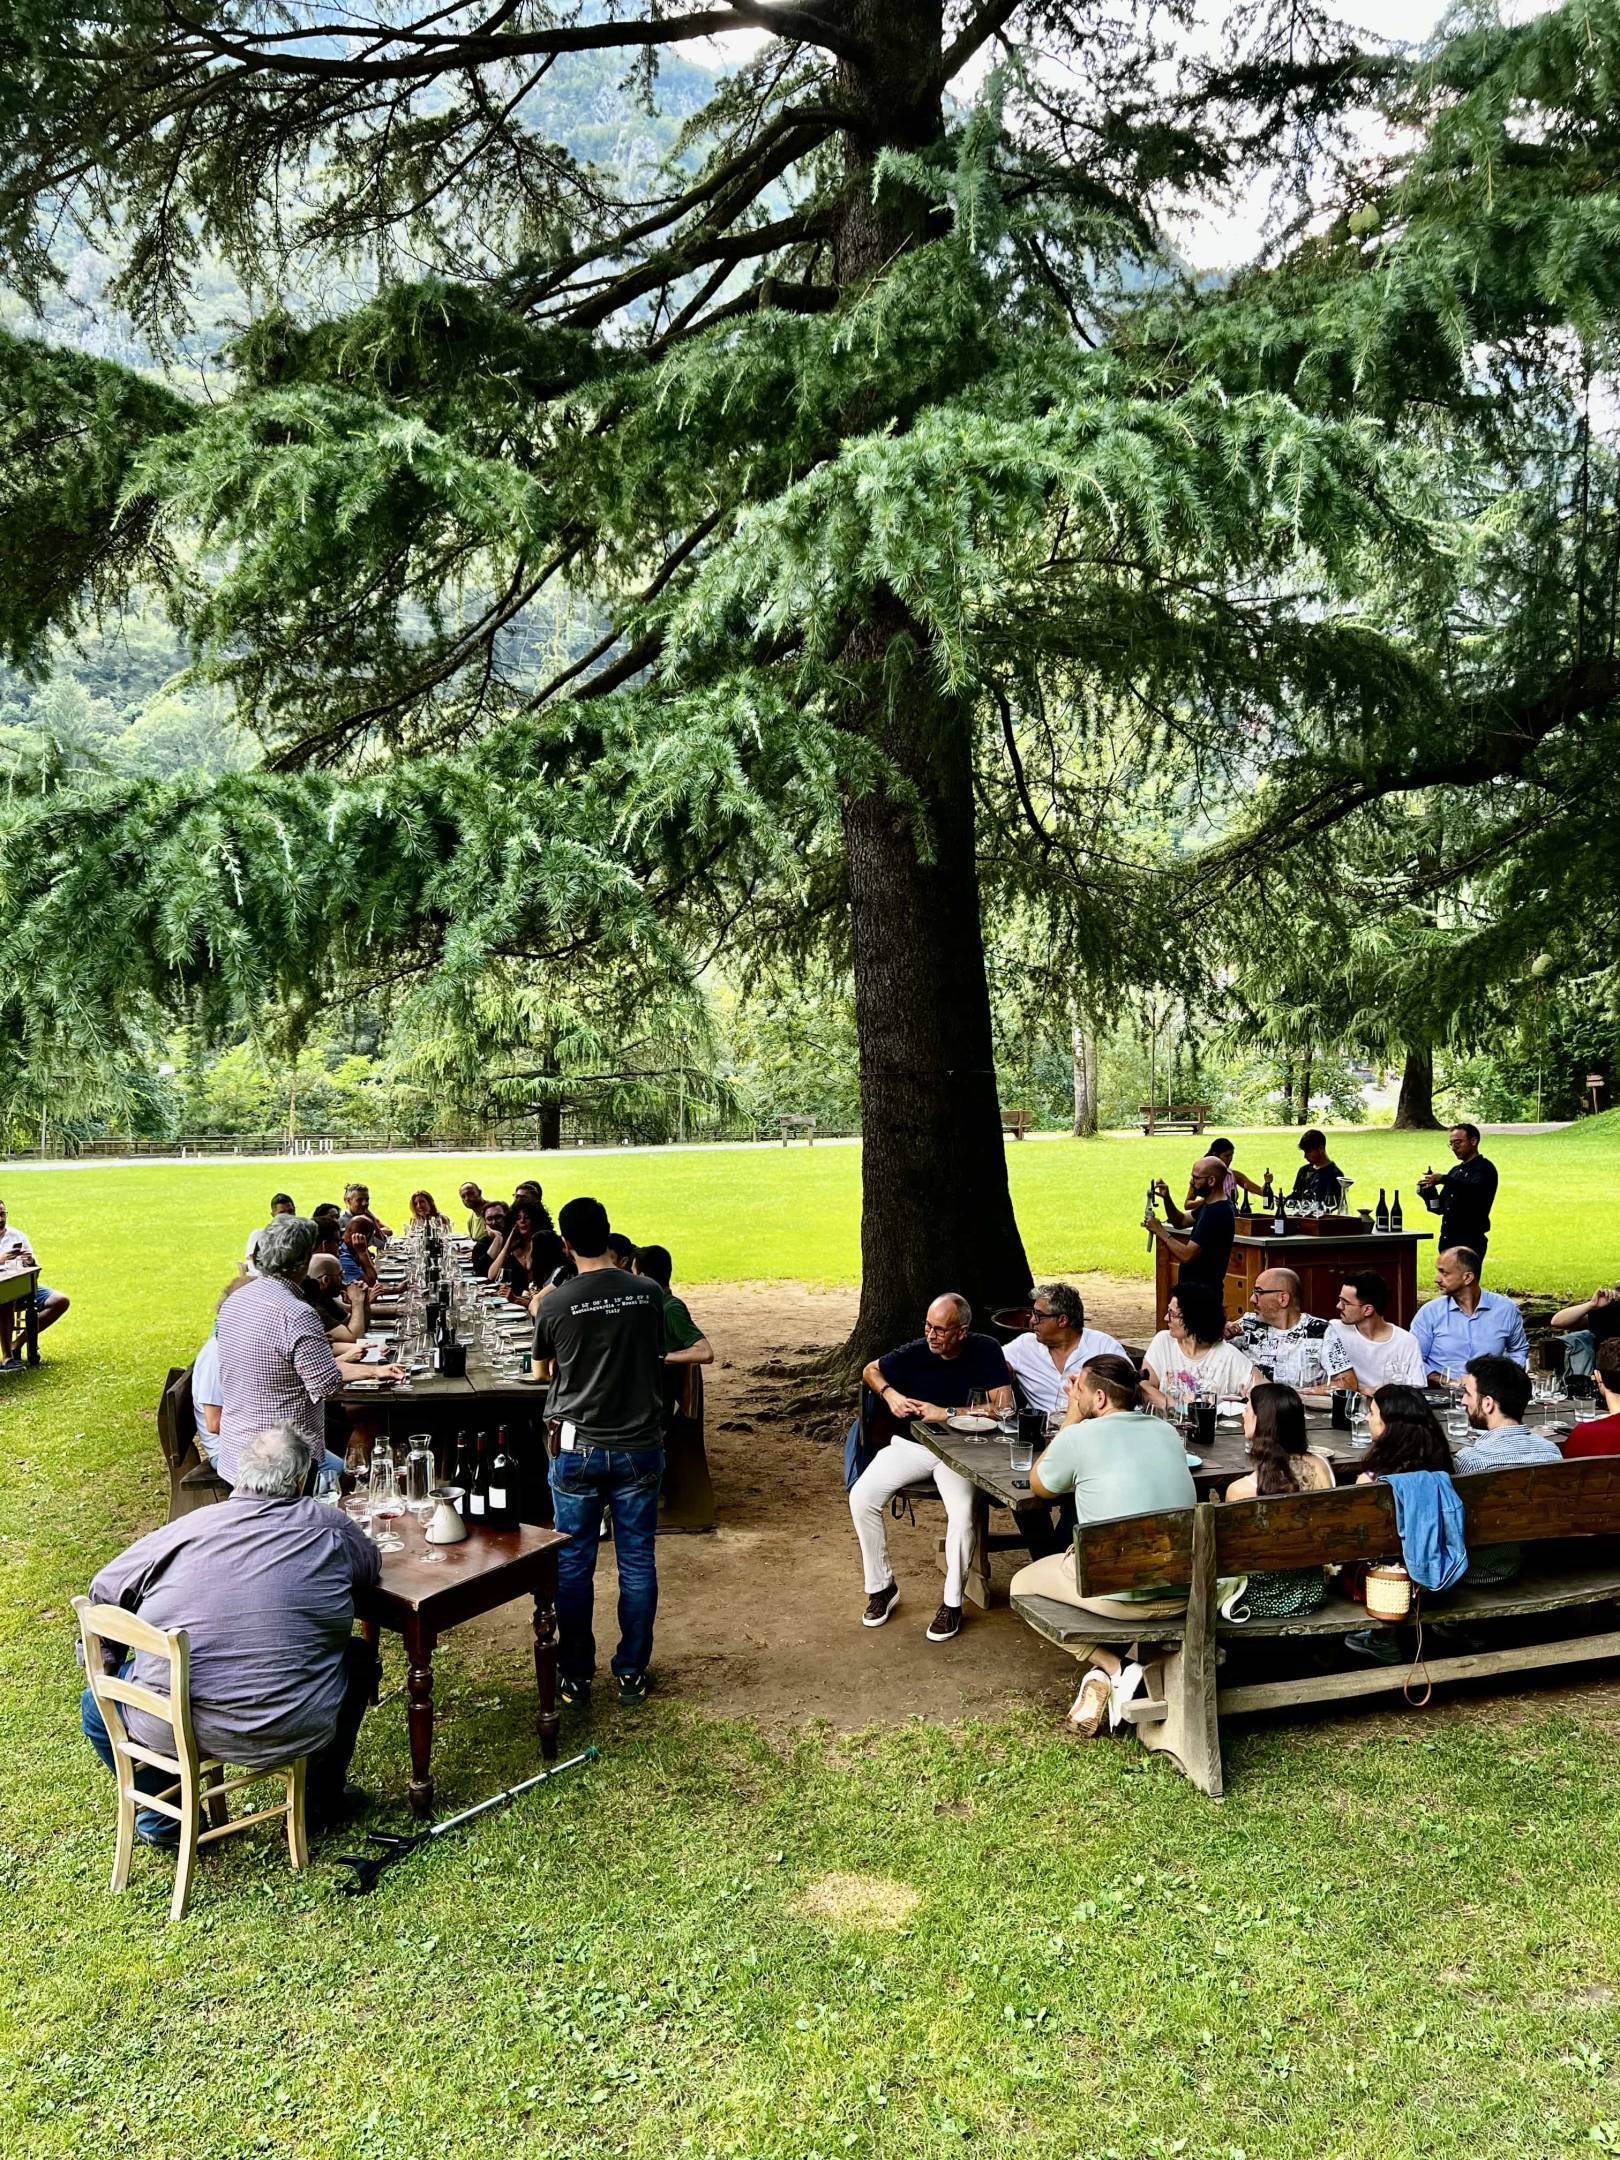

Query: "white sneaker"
(1108, 1662), (1146, 1732)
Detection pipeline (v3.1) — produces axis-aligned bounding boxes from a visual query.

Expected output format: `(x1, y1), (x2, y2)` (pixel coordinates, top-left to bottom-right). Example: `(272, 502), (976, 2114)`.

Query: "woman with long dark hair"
(1358, 1385), (1454, 1480)
(1141, 1279), (1255, 1409)
(1217, 1382), (1335, 1616)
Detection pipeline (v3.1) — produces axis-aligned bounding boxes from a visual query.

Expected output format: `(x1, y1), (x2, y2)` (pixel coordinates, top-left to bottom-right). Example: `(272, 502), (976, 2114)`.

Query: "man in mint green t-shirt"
(1011, 1354), (1196, 1738)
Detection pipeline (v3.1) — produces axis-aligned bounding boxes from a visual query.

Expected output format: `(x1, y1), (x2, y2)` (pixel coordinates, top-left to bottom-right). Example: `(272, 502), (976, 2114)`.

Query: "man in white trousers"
(850, 1293), (1014, 1645)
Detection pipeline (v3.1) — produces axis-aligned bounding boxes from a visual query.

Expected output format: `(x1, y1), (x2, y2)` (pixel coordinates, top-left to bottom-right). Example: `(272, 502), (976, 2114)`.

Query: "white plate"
(948, 1414), (997, 1434)
(1217, 1399), (1247, 1419)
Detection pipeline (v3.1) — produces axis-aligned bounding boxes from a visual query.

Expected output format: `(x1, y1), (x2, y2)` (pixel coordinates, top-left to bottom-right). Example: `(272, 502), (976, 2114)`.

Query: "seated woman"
(408, 1189), (452, 1231)
(1140, 1280), (1255, 1410)
(1217, 1381), (1335, 1616)
(498, 1197), (566, 1304)
(1354, 1384), (1454, 1481)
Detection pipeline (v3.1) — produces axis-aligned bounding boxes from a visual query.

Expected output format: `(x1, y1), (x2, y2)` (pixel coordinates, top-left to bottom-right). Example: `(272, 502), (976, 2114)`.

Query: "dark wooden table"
(0, 1265), (41, 1366)
(356, 1510), (570, 1816)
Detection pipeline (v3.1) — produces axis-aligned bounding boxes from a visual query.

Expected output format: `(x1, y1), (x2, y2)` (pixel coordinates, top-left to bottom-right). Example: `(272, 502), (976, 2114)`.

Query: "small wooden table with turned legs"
(356, 1515), (570, 1816)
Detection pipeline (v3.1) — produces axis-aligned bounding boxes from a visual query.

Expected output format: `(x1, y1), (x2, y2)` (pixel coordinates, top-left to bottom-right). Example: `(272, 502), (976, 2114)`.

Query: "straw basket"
(1364, 1563), (1413, 1623)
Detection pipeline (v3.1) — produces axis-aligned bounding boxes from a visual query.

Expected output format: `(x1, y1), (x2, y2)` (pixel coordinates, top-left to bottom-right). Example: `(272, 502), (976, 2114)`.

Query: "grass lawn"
(5, 1131), (1620, 2157)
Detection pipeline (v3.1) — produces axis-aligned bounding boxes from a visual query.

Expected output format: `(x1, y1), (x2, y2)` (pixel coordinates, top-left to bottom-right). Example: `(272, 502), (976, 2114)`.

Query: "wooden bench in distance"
(1000, 1109), (1035, 1141)
(777, 1115), (817, 1146)
(1138, 1102), (1211, 1136)
(1012, 1459), (1620, 1797)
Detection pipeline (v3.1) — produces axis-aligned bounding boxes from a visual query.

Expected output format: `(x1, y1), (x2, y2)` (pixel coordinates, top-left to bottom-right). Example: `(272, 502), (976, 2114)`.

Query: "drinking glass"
(404, 1435), (435, 1522)
(369, 1450), (405, 1552)
(1008, 1429), (1035, 1477)
(342, 1434), (373, 1524)
(1350, 1398), (1372, 1450)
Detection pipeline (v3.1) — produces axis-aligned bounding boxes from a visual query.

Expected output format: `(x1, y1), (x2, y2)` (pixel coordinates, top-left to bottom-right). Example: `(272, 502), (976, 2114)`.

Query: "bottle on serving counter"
(1390, 1189), (1404, 1231)
(449, 1429), (476, 1520)
(487, 1428), (516, 1528)
(1375, 1188), (1390, 1233)
(467, 1432), (490, 1524)
(1272, 1184), (1287, 1237)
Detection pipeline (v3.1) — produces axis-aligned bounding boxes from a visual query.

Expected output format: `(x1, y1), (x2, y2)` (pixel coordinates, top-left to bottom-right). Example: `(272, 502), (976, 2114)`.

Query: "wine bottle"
(1239, 1186), (1252, 1219)
(1271, 1184), (1287, 1237)
(1145, 1182), (1156, 1253)
(1375, 1187), (1390, 1233)
(488, 1428), (516, 1529)
(468, 1433), (489, 1524)
(1390, 1189), (1404, 1231)
(450, 1430), (476, 1521)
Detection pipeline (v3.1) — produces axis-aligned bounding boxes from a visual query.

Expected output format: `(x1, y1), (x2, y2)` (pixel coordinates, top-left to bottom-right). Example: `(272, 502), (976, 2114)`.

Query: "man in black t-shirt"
(850, 1294), (1013, 1646)
(1291, 1128), (1348, 1208)
(1146, 1156), (1236, 1288)
(1418, 1121), (1499, 1269)
(532, 1195), (666, 1708)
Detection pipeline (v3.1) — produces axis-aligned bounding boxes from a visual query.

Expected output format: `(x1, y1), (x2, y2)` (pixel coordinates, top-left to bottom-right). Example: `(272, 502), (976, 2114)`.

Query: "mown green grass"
(5, 1133), (1620, 2157)
(1, 1117), (1615, 1297)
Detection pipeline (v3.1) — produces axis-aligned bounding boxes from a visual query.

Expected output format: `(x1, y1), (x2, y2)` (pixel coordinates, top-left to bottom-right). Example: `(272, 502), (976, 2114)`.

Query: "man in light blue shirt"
(1412, 1247), (1528, 1381)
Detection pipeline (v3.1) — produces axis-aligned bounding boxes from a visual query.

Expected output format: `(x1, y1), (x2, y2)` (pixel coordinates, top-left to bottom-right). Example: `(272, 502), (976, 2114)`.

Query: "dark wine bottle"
(1375, 1187), (1390, 1233)
(1390, 1188), (1404, 1231)
(450, 1430), (476, 1521)
(1239, 1186), (1252, 1219)
(488, 1428), (516, 1529)
(467, 1433), (489, 1525)
(1271, 1184), (1287, 1237)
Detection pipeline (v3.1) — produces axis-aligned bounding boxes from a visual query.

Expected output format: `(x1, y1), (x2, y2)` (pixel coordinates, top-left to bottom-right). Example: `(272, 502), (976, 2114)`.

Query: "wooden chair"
(155, 1364), (230, 1520)
(74, 1597), (308, 1924)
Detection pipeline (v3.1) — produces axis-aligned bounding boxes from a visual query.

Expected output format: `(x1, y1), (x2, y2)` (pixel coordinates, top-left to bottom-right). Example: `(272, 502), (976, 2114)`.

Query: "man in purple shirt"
(214, 1214), (402, 1486)
(81, 1425), (381, 1843)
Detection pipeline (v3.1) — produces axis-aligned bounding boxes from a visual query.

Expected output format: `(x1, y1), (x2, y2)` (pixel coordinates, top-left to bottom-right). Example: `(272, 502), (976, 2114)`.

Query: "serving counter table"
(1154, 1226), (1432, 1331)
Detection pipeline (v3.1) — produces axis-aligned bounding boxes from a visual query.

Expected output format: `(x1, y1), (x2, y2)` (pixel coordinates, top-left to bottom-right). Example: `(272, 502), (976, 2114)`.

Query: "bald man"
(1230, 1266), (1333, 1388)
(852, 1294), (1013, 1645)
(1145, 1155), (1237, 1290)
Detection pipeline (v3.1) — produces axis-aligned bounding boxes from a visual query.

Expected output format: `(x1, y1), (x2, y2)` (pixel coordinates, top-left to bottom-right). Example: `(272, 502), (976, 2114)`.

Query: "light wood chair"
(74, 1596), (308, 1923)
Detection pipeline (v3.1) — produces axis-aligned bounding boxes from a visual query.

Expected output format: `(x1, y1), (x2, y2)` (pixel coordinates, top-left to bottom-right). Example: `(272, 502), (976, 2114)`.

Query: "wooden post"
(1137, 1505), (1223, 1796)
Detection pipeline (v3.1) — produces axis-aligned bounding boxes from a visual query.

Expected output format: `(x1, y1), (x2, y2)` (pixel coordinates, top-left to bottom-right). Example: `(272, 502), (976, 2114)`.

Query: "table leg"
(403, 1617), (437, 1818)
(963, 1490), (993, 1611)
(533, 1577), (559, 1763)
(23, 1292), (39, 1368)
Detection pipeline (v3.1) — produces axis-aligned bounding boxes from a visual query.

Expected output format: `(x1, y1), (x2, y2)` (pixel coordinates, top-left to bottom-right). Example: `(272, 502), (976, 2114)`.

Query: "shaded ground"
(479, 1274), (1156, 1726)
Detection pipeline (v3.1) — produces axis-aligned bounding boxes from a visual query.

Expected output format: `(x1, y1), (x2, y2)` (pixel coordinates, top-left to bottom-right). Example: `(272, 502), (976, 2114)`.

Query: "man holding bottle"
(532, 1195), (666, 1709)
(1417, 1123), (1499, 1271)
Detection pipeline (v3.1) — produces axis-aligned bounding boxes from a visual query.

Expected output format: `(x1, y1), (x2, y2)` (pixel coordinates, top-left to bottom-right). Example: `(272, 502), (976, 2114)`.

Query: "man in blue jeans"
(533, 1196), (666, 1708)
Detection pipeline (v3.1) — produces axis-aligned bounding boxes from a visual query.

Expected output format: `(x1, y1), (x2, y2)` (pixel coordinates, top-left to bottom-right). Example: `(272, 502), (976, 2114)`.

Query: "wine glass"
(342, 1433), (373, 1524)
(369, 1450), (405, 1553)
(966, 1388), (989, 1426)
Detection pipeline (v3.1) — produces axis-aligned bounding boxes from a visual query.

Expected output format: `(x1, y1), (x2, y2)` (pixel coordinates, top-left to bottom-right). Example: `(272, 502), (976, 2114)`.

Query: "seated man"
(471, 1199), (510, 1281)
(1549, 1281), (1620, 1382)
(1325, 1272), (1427, 1397)
(1009, 1355), (1197, 1736)
(606, 1230), (638, 1270)
(1454, 1353), (1562, 1586)
(340, 1217), (380, 1289)
(851, 1294), (1013, 1645)
(1002, 1283), (1126, 1416)
(0, 1193), (70, 1371)
(1231, 1267), (1333, 1388)
(81, 1424), (380, 1843)
(633, 1244), (714, 1371)
(304, 1252), (368, 1348)
(1566, 1339), (1620, 1457)
(339, 1184), (393, 1245)
(244, 1193), (296, 1272)
(458, 1181), (487, 1237)
(1145, 1156), (1235, 1287)
(1412, 1247), (1529, 1381)
(1291, 1128), (1350, 1208)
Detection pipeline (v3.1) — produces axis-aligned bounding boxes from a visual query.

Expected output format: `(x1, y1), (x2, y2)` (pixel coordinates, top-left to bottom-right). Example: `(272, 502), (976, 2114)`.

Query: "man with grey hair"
(215, 1215), (403, 1486)
(1002, 1284), (1127, 1417)
(851, 1293), (1014, 1644)
(81, 1425), (382, 1843)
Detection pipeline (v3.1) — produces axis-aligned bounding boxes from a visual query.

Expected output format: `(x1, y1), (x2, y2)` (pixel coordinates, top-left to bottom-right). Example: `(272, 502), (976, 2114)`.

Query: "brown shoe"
(862, 1582), (900, 1628)
(926, 1602), (962, 1643)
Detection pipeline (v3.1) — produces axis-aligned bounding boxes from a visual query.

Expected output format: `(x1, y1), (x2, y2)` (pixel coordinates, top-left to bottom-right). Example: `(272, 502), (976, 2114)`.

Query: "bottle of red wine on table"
(468, 1433), (490, 1525)
(1375, 1188), (1390, 1233)
(450, 1430), (476, 1521)
(488, 1428), (516, 1529)
(1390, 1189), (1404, 1231)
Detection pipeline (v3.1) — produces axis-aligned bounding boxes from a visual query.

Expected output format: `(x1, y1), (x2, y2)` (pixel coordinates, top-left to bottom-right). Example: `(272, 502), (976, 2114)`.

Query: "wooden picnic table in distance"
(0, 1265), (41, 1366)
(356, 1508), (569, 1817)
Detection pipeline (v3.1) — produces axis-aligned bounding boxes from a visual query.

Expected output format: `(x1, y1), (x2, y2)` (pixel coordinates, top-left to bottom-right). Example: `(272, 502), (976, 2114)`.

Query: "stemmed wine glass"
(369, 1447), (405, 1553)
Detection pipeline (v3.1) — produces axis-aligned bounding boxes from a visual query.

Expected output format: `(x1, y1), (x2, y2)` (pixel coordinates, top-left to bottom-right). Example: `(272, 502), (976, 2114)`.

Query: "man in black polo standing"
(1418, 1122), (1499, 1272)
(533, 1195), (666, 1709)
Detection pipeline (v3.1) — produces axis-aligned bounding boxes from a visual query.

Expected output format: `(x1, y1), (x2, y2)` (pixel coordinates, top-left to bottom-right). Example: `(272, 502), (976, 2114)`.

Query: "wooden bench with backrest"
(1000, 1109), (1035, 1140)
(1138, 1101), (1211, 1136)
(1013, 1458), (1620, 1796)
(155, 1364), (230, 1520)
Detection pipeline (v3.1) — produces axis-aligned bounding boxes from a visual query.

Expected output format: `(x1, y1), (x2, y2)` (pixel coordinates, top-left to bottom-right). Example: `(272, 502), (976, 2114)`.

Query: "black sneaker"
(862, 1582), (900, 1628)
(308, 1782), (371, 1834)
(926, 1602), (963, 1643)
(617, 1670), (654, 1707)
(1343, 1627), (1403, 1665)
(559, 1674), (592, 1709)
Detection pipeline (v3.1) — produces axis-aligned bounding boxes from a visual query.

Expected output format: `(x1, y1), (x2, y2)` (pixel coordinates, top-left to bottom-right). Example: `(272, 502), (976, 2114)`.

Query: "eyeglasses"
(923, 1322), (965, 1339)
(1031, 1307), (1058, 1321)
(1255, 1284), (1289, 1298)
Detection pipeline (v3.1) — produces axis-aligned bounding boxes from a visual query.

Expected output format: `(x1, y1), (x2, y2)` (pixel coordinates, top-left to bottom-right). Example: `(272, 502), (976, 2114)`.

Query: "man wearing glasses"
(1229, 1268), (1334, 1388)
(1003, 1283), (1127, 1416)
(850, 1294), (1013, 1644)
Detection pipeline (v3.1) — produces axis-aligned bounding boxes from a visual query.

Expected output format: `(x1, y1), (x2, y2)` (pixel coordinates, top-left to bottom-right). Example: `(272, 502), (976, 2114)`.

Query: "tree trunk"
(1393, 1044), (1441, 1129)
(1296, 1046), (1313, 1125)
(1071, 1013), (1098, 1137)
(831, 1), (1032, 1367)
(538, 1098), (561, 1151)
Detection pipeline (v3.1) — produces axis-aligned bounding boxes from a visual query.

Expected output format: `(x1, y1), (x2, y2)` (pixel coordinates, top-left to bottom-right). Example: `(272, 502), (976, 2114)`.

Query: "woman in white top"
(1140, 1279), (1256, 1409)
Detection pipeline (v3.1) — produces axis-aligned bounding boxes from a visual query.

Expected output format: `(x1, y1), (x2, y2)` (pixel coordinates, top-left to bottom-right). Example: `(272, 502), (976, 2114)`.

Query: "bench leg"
(1134, 1510), (1223, 1796)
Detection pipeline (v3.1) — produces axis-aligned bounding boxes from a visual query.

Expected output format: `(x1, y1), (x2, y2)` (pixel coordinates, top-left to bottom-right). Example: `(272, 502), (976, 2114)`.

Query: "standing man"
(1412, 1247), (1529, 1381)
(1291, 1129), (1351, 1208)
(533, 1195), (667, 1708)
(1230, 1268), (1334, 1387)
(1417, 1123), (1499, 1272)
(1146, 1156), (1236, 1289)
(1002, 1284), (1126, 1417)
(0, 1194), (70, 1371)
